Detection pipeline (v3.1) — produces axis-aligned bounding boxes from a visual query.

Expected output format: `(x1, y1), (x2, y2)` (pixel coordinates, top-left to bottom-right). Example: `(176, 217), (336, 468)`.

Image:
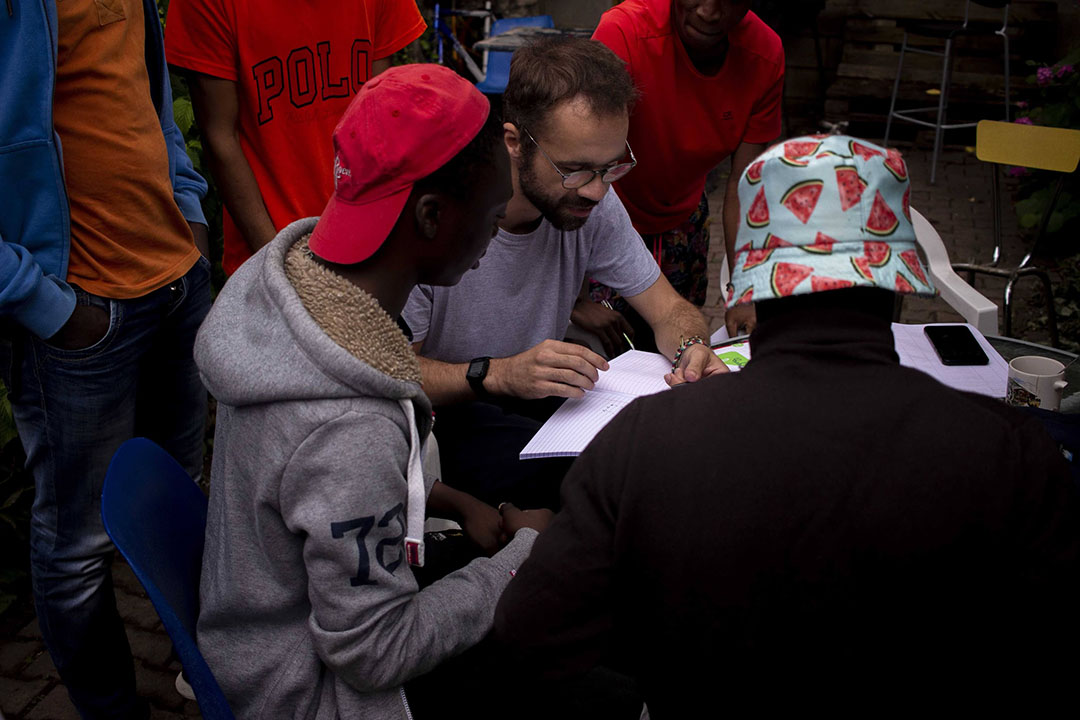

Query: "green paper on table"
(714, 342), (751, 370)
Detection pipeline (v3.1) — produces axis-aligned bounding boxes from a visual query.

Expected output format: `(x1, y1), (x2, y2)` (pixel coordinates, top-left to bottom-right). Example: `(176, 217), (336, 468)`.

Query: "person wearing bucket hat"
(725, 133), (935, 305)
(494, 137), (1080, 707)
(192, 64), (553, 718)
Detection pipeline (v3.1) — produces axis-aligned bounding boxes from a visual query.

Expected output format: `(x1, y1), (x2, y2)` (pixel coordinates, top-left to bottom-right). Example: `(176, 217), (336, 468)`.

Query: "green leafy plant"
(1011, 46), (1080, 251)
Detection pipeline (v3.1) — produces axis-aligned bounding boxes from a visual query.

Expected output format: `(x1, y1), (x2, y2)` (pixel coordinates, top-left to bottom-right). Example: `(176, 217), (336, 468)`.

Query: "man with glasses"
(403, 37), (725, 510)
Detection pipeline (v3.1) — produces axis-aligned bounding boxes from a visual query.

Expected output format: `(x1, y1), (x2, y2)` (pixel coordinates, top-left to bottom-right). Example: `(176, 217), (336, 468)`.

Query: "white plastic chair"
(910, 207), (999, 335)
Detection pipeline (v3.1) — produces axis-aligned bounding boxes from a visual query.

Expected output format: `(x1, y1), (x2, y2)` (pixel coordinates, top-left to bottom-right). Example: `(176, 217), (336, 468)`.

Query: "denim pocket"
(40, 289), (119, 359)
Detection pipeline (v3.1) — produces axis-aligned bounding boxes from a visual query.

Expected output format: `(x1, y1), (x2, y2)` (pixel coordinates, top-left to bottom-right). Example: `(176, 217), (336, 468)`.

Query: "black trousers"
(433, 397), (574, 510)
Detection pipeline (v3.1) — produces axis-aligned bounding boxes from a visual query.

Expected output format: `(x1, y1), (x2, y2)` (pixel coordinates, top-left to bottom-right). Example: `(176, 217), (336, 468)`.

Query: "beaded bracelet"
(672, 336), (707, 371)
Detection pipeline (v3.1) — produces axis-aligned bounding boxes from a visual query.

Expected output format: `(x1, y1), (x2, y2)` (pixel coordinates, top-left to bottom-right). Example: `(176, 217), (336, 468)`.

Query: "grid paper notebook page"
(521, 324), (1008, 460)
(520, 350), (672, 459)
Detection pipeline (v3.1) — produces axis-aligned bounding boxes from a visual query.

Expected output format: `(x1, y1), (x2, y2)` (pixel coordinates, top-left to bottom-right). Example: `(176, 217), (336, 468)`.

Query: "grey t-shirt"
(404, 189), (660, 364)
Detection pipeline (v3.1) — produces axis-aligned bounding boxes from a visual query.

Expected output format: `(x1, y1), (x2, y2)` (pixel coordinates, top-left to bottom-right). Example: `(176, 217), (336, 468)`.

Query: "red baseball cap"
(308, 64), (490, 264)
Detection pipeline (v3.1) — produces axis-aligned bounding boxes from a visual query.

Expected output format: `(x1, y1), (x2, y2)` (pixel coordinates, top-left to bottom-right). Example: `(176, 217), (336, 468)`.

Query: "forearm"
(418, 353), (522, 406)
(653, 299), (710, 362)
(203, 133), (278, 254)
(418, 355), (478, 406)
(426, 480), (479, 520)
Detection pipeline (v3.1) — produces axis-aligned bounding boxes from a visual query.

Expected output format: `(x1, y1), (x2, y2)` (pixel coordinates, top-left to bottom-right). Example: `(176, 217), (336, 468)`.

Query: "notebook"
(519, 324), (1007, 460)
(519, 348), (746, 459)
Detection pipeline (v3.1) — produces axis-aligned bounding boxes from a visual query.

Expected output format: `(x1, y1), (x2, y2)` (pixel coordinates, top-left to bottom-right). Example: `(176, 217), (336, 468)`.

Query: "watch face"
(467, 357), (489, 382)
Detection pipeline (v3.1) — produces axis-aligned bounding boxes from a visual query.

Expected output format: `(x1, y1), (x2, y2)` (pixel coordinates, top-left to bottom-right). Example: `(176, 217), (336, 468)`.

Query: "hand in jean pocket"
(46, 303), (110, 351)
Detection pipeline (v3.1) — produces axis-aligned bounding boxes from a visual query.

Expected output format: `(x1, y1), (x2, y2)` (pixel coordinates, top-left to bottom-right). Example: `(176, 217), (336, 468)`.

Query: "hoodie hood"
(195, 218), (423, 409)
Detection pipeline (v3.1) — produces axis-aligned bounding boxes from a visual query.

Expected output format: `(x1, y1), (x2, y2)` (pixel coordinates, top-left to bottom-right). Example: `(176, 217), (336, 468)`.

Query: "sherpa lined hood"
(196, 218), (424, 410)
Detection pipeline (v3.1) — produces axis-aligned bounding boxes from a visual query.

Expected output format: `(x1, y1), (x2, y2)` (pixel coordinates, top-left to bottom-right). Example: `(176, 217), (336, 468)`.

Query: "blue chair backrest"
(102, 438), (234, 719)
(475, 14), (555, 95)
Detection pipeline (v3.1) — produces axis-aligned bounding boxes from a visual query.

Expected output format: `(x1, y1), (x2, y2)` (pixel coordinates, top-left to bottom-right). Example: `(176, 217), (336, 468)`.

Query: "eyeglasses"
(522, 127), (637, 190)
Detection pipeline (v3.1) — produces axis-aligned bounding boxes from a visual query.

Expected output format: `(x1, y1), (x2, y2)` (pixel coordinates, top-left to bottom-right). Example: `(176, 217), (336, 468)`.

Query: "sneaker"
(175, 670), (196, 701)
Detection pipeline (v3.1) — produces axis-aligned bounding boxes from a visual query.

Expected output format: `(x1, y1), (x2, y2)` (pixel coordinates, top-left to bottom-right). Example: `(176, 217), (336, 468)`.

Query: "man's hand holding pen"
(664, 342), (728, 387)
(485, 339), (610, 400)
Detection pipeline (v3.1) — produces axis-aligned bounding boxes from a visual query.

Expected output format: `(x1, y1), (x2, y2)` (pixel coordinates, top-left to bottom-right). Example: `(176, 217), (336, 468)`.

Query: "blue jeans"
(0, 257), (210, 719)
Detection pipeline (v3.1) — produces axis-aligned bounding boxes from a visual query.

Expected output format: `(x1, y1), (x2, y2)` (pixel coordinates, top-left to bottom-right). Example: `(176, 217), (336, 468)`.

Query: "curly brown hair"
(502, 37), (638, 138)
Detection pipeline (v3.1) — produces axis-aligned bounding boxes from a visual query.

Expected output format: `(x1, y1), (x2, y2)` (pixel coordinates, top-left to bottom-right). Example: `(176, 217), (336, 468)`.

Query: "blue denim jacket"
(0, 0), (208, 339)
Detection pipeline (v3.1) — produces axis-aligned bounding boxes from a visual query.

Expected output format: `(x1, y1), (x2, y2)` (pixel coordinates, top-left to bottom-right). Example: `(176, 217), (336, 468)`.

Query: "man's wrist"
(673, 336), (708, 371)
(466, 356), (492, 398)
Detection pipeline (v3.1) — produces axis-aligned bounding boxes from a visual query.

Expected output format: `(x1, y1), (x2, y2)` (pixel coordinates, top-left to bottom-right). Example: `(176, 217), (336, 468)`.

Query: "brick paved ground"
(1, 558), (203, 719)
(0, 144), (1052, 720)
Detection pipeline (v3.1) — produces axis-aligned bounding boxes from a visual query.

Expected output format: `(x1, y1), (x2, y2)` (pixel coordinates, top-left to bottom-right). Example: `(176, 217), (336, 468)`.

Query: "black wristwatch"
(466, 356), (491, 398)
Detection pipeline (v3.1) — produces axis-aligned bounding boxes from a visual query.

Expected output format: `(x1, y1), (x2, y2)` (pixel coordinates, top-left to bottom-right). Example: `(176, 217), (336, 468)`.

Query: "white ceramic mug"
(1006, 356), (1068, 411)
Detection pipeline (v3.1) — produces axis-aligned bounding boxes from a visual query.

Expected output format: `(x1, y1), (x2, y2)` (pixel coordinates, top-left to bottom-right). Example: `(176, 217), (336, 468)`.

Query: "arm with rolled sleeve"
(280, 411), (536, 692)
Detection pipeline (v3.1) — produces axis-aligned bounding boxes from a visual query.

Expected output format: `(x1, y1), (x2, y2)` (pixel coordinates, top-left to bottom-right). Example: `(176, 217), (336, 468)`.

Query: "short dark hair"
(416, 109), (504, 199)
(503, 37), (637, 137)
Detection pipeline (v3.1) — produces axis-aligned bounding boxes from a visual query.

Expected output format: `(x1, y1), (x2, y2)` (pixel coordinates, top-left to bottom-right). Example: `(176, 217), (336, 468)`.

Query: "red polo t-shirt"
(594, 0), (784, 234)
(165, 0), (425, 274)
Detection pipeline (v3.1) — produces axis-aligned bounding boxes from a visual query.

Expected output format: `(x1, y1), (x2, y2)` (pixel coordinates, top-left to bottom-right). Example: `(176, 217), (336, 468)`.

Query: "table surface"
(474, 26), (594, 51)
(986, 335), (1079, 413)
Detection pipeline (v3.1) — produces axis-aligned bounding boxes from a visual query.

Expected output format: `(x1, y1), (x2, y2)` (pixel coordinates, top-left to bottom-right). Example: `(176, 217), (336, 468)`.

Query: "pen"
(600, 300), (635, 350)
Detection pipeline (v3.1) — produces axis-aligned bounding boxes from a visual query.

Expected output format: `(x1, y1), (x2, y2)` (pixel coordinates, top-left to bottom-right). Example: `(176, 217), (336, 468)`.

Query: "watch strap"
(466, 356), (491, 397)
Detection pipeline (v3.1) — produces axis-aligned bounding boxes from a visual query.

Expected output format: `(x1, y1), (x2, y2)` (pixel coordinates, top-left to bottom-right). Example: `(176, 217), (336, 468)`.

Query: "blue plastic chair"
(101, 438), (234, 719)
(475, 15), (555, 95)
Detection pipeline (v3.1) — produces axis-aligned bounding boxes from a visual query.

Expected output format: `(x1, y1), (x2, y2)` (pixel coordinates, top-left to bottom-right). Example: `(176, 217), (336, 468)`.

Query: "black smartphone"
(923, 325), (989, 366)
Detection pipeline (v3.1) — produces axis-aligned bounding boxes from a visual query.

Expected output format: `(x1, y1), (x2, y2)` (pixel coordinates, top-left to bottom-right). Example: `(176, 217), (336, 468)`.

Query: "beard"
(518, 153), (600, 232)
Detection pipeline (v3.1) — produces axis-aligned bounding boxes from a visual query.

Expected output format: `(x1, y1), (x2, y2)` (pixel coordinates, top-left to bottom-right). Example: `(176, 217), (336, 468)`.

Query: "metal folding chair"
(951, 120), (1080, 347)
(883, 1), (1011, 185)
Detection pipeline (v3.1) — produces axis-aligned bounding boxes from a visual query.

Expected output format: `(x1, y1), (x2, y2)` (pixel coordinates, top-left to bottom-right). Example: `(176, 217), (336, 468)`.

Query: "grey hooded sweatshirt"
(194, 218), (537, 719)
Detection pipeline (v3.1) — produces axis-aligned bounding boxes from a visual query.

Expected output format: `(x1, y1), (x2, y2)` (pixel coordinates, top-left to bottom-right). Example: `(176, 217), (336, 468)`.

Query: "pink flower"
(1016, 100), (1028, 109)
(1015, 116), (1033, 125)
(1057, 64), (1074, 78)
(1006, 166), (1030, 178)
(1037, 66), (1053, 85)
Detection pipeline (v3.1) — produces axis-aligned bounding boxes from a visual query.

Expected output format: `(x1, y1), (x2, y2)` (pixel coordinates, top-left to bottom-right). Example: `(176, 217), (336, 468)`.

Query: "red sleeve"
(742, 46), (785, 145)
(372, 0), (427, 60)
(163, 0), (238, 81)
(592, 8), (634, 76)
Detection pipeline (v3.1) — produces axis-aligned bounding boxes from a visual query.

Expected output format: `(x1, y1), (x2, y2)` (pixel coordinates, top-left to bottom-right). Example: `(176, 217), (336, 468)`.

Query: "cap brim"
(308, 184), (413, 265)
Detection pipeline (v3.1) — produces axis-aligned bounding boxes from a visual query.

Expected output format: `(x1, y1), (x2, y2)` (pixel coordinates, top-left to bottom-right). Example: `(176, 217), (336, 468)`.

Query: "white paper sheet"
(521, 349), (745, 459)
(891, 323), (1008, 398)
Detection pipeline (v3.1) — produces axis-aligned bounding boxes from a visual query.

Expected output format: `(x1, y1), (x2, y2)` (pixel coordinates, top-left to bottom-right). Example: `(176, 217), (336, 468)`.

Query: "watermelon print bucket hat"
(726, 134), (936, 308)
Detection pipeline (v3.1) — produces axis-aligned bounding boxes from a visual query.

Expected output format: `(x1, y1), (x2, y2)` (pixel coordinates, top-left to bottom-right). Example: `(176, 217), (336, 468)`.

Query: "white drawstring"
(398, 400), (426, 567)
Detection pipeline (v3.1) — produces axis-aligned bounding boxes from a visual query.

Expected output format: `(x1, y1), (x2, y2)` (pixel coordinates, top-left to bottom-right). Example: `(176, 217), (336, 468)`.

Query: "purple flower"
(1007, 166), (1030, 178)
(1015, 116), (1033, 125)
(1037, 66), (1053, 85)
(1057, 64), (1074, 78)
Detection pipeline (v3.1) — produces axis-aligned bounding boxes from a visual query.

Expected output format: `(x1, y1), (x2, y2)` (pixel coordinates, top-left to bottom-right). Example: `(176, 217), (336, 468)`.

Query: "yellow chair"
(951, 120), (1080, 347)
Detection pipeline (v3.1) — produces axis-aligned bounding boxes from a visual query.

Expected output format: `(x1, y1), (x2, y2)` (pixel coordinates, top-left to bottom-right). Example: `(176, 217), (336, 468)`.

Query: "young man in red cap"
(192, 64), (550, 719)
